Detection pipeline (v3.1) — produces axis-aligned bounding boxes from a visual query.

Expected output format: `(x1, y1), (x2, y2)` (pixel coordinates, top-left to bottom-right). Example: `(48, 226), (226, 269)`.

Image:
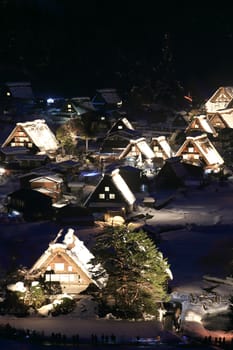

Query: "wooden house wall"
(186, 119), (202, 132)
(30, 180), (62, 202)
(5, 125), (38, 152)
(30, 179), (62, 192)
(206, 88), (233, 112)
(151, 141), (167, 159)
(44, 251), (91, 286)
(176, 141), (201, 163)
(123, 145), (141, 158)
(209, 114), (227, 129)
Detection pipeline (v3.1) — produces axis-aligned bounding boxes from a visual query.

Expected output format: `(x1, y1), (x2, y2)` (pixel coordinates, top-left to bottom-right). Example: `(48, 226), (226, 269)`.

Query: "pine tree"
(91, 225), (171, 319)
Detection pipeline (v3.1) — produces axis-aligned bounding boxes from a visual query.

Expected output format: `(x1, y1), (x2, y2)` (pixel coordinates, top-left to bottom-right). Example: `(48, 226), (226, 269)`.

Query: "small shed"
(7, 188), (53, 220)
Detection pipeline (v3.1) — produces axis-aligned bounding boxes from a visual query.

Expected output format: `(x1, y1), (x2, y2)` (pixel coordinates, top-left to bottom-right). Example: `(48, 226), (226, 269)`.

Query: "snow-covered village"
(2, 2), (233, 350)
(0, 77), (233, 350)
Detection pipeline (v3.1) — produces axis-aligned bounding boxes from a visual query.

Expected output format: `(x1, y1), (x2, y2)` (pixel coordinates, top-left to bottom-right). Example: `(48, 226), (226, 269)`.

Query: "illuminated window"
(188, 147), (194, 152)
(55, 263), (64, 271)
(153, 146), (159, 151)
(183, 154), (188, 159)
(194, 154), (199, 159)
(50, 275), (60, 282)
(194, 124), (199, 128)
(118, 125), (123, 129)
(99, 193), (105, 199)
(131, 146), (138, 156)
(109, 193), (115, 199)
(68, 266), (73, 272)
(104, 186), (110, 192)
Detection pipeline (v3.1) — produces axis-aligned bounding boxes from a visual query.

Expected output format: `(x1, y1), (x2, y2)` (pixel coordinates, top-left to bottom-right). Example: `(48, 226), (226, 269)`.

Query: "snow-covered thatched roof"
(2, 119), (59, 153)
(176, 133), (224, 167)
(29, 228), (108, 289)
(151, 135), (174, 158)
(205, 86), (233, 113)
(186, 115), (217, 135)
(119, 137), (155, 160)
(214, 108), (233, 128)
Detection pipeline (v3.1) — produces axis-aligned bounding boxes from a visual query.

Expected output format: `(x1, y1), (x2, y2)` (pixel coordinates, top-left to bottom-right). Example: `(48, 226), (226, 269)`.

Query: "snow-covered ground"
(136, 180), (233, 339)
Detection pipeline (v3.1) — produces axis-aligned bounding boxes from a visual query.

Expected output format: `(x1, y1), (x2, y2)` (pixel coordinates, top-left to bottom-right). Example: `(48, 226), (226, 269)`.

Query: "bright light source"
(0, 167), (5, 175)
(8, 210), (21, 217)
(47, 97), (54, 104)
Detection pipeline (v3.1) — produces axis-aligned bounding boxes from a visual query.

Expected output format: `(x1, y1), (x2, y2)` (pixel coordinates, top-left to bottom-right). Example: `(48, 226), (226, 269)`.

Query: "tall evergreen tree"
(90, 225), (172, 319)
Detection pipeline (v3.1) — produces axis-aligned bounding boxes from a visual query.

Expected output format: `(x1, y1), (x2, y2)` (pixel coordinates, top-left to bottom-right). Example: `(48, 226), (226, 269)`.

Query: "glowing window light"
(0, 167), (5, 175)
(8, 210), (21, 217)
(47, 98), (54, 104)
(109, 193), (115, 199)
(105, 186), (110, 192)
(99, 193), (105, 199)
(55, 263), (64, 271)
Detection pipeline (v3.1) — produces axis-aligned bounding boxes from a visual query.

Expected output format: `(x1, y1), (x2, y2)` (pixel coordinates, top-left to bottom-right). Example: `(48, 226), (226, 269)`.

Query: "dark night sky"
(1, 0), (233, 99)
